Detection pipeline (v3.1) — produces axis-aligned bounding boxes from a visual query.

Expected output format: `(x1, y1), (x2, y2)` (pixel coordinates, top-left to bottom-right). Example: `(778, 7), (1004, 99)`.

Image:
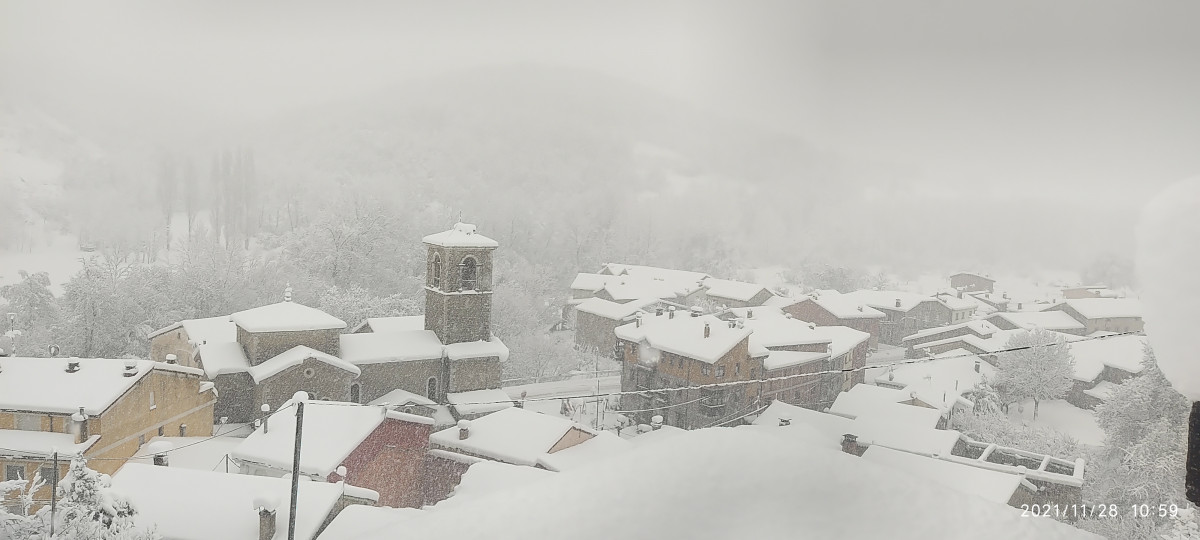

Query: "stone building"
(778, 291), (885, 350)
(949, 272), (995, 293)
(1042, 298), (1144, 335)
(152, 223), (509, 424)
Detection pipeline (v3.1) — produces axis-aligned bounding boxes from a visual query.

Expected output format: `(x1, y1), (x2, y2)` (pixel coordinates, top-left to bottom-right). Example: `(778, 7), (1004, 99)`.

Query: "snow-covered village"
(2, 2), (1200, 540)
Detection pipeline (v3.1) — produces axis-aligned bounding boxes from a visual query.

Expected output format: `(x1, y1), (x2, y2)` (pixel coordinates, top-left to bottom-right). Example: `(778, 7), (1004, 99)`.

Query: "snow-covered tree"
(47, 458), (158, 540)
(993, 328), (1075, 419)
(0, 473), (46, 539)
(317, 285), (419, 331)
(951, 410), (1079, 458)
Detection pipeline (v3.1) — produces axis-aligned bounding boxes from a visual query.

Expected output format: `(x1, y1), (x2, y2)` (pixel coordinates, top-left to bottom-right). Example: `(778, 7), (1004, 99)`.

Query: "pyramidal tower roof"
(422, 222), (499, 248)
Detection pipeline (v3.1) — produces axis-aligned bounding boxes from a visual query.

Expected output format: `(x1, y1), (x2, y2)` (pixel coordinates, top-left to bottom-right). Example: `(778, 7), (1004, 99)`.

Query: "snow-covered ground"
(1007, 398), (1104, 447)
(0, 231), (91, 294)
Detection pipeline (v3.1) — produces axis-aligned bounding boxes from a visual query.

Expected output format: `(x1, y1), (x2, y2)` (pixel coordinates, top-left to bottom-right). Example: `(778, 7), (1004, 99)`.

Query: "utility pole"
(50, 451), (58, 537)
(287, 401), (305, 540)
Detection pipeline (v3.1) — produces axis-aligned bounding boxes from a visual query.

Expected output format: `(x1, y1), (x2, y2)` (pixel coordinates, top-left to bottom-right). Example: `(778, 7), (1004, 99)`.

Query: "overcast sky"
(2, 0), (1198, 190)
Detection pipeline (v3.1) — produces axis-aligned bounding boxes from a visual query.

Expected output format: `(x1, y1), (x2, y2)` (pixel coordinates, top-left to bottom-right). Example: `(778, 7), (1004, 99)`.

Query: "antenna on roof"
(284, 283), (293, 302)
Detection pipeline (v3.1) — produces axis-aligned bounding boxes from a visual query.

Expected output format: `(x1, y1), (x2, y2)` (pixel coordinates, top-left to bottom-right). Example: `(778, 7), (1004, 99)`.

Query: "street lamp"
(5, 313), (15, 356)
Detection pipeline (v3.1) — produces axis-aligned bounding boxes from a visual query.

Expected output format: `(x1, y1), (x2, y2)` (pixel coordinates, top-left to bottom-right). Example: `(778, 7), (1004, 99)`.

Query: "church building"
(147, 223), (509, 424)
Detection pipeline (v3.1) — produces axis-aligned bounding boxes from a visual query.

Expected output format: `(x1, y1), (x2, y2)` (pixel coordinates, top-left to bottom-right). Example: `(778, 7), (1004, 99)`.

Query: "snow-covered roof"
(112, 463), (375, 540)
(875, 350), (996, 412)
(1068, 334), (1148, 382)
(0, 357), (157, 415)
(703, 278), (771, 302)
(1061, 298), (1143, 320)
(751, 399), (853, 439)
(0, 429), (98, 459)
(575, 297), (657, 321)
(422, 222), (499, 248)
(601, 277), (697, 302)
(441, 460), (555, 506)
(840, 290), (940, 312)
(851, 416), (963, 456)
(615, 314), (750, 364)
(323, 428), (1098, 540)
(902, 320), (998, 344)
(181, 316), (238, 345)
(445, 337), (510, 362)
(827, 384), (912, 419)
(361, 315), (425, 333)
(803, 292), (887, 319)
(246, 345), (361, 383)
(762, 350), (829, 371)
(368, 389), (437, 407)
(950, 272), (995, 282)
(570, 273), (620, 292)
(535, 431), (631, 472)
(128, 435), (245, 472)
(809, 325), (872, 358)
(600, 263), (709, 283)
(446, 389), (514, 417)
(230, 301), (347, 333)
(1083, 381), (1118, 401)
(197, 341), (251, 378)
(740, 312), (830, 349)
(853, 400), (943, 430)
(429, 407), (593, 466)
(232, 400), (429, 478)
(935, 294), (979, 311)
(861, 446), (1024, 504)
(989, 311), (1087, 332)
(339, 330), (445, 364)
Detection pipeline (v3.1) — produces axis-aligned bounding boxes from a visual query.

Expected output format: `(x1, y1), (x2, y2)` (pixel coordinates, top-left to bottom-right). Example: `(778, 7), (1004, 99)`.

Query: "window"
(426, 377), (438, 400)
(14, 413), (39, 431)
(179, 424), (188, 437)
(716, 366), (725, 378)
(138, 434), (145, 446)
(39, 466), (55, 482)
(303, 367), (316, 379)
(431, 253), (442, 288)
(350, 383), (361, 404)
(735, 364), (740, 376)
(701, 365), (711, 376)
(149, 391), (156, 410)
(158, 426), (165, 437)
(460, 257), (478, 291)
(5, 465), (22, 481)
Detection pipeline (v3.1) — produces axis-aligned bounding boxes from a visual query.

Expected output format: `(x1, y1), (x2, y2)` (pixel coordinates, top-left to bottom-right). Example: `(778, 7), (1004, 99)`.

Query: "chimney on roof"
(841, 434), (863, 456)
(1017, 303), (1023, 310)
(73, 407), (88, 443)
(65, 361), (80, 373)
(778, 418), (791, 427)
(261, 404), (271, 433)
(857, 305), (863, 312)
(703, 323), (711, 338)
(635, 315), (642, 328)
(165, 354), (177, 365)
(895, 298), (902, 308)
(747, 308), (754, 319)
(690, 307), (701, 318)
(728, 320), (736, 329)
(650, 415), (663, 430)
(284, 282), (293, 302)
(974, 360), (981, 373)
(1003, 292), (1009, 300)
(458, 420), (471, 440)
(256, 503), (277, 540)
(656, 307), (663, 317)
(668, 306), (676, 319)
(958, 290), (963, 299)
(123, 359), (137, 377)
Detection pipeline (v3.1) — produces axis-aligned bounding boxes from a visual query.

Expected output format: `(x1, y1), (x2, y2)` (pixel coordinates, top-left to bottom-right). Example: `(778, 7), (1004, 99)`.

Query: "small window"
(39, 466), (55, 482)
(716, 366), (726, 378)
(350, 383), (361, 404)
(149, 392), (156, 410)
(179, 424), (188, 437)
(5, 465), (23, 481)
(426, 377), (438, 400)
(303, 367), (316, 379)
(460, 257), (478, 291)
(735, 364), (740, 376)
(158, 426), (165, 437)
(138, 434), (146, 446)
(431, 254), (442, 288)
(701, 366), (711, 376)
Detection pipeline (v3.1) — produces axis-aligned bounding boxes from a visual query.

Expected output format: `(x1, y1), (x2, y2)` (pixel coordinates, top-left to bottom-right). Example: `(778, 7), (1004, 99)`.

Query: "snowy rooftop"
(902, 320), (998, 344)
(751, 400), (852, 439)
(440, 460), (555, 507)
(128, 435), (245, 472)
(445, 336), (510, 362)
(113, 463), (375, 540)
(851, 416), (963, 456)
(740, 312), (831, 349)
(535, 431), (631, 472)
(147, 315), (237, 344)
(229, 301), (347, 333)
(574, 297), (657, 321)
(0, 429), (98, 459)
(1062, 298), (1143, 319)
(803, 292), (887, 319)
(950, 271), (995, 282)
(1068, 333), (1148, 382)
(429, 407), (593, 467)
(703, 278), (770, 302)
(361, 315), (425, 333)
(1083, 381), (1118, 401)
(762, 350), (829, 371)
(601, 276), (698, 301)
(0, 357), (159, 415)
(876, 349), (996, 411)
(446, 389), (515, 417)
(197, 341), (251, 378)
(935, 294), (979, 311)
(861, 446), (1025, 504)
(840, 290), (939, 312)
(601, 263), (709, 283)
(339, 330), (445, 364)
(570, 272), (620, 293)
(246, 345), (360, 383)
(827, 384), (913, 419)
(232, 399), (430, 478)
(422, 222), (500, 248)
(809, 325), (872, 358)
(368, 388), (436, 407)
(615, 314), (751, 364)
(324, 428), (1098, 540)
(989, 311), (1087, 331)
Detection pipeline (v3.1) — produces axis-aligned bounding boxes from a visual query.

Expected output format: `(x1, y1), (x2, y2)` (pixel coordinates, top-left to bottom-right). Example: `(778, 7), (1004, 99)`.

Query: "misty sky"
(2, 0), (1198, 191)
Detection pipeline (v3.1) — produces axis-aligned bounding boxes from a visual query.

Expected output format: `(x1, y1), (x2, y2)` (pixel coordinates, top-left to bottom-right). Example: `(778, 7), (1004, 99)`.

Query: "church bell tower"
(422, 223), (498, 345)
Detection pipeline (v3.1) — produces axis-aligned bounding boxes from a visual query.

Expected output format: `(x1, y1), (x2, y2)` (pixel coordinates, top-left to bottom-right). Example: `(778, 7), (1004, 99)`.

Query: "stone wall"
(356, 359), (444, 404)
(255, 356), (356, 412)
(448, 357), (502, 393)
(238, 327), (340, 366)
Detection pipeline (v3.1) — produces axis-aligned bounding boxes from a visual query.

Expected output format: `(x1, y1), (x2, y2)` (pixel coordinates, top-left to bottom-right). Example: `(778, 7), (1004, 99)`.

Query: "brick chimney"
(458, 420), (471, 440)
(252, 497), (278, 540)
(841, 434), (863, 456)
(703, 323), (710, 338)
(778, 418), (791, 427)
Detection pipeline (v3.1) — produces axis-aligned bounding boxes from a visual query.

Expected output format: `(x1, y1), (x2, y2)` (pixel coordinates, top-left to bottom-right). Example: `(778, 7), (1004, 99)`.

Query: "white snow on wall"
(1136, 177), (1200, 400)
